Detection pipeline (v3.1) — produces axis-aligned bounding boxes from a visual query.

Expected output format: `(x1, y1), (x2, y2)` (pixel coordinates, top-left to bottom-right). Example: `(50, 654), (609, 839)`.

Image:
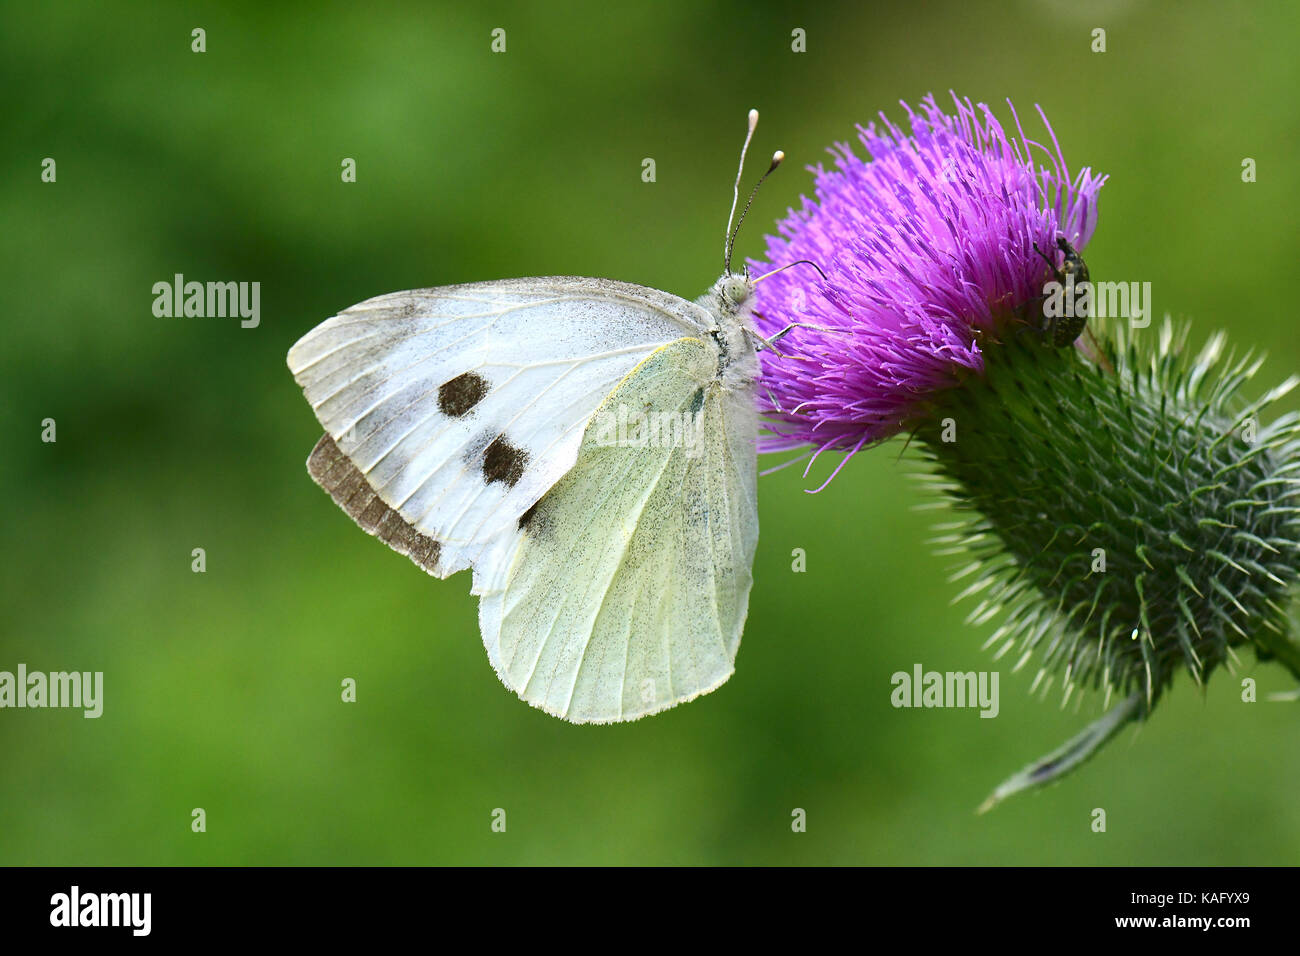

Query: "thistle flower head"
(752, 93), (1106, 484)
(757, 93), (1300, 807)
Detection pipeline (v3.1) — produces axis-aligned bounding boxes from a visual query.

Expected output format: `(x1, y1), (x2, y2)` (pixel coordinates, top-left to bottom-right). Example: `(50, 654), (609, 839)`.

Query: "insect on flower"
(1033, 236), (1091, 347)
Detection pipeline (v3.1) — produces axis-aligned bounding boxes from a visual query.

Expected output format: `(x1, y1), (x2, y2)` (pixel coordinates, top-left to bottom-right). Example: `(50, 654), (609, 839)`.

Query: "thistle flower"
(751, 93), (1106, 487)
(756, 94), (1300, 807)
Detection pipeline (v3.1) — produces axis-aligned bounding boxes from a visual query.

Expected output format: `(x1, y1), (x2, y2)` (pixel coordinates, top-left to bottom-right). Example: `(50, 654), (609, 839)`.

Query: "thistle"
(921, 324), (1300, 809)
(752, 93), (1300, 807)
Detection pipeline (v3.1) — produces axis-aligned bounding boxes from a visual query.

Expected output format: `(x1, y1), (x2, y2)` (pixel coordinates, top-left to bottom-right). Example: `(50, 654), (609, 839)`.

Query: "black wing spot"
(438, 372), (490, 417)
(518, 490), (555, 535)
(518, 499), (541, 531)
(482, 436), (528, 487)
(689, 387), (706, 416)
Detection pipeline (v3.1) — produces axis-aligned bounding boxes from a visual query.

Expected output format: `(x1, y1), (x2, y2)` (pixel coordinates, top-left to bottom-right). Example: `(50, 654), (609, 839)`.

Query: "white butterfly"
(288, 110), (800, 723)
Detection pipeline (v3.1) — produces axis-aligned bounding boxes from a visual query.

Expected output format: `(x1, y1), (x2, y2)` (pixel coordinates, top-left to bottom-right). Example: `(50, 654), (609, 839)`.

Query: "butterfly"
(288, 110), (808, 723)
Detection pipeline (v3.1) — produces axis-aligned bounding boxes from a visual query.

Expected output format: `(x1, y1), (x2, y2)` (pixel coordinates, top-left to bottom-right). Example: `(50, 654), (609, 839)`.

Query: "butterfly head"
(700, 271), (756, 321)
(720, 273), (754, 310)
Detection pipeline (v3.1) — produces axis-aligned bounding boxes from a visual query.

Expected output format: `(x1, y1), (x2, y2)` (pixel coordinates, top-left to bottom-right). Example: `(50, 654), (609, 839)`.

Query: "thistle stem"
(977, 691), (1144, 813)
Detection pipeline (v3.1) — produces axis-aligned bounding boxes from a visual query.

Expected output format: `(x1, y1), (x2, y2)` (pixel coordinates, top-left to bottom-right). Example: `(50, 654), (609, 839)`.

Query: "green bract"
(916, 322), (1300, 808)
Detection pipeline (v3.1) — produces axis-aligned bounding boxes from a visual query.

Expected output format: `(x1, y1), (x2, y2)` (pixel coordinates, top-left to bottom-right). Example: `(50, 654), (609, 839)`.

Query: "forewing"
(287, 277), (708, 576)
(475, 337), (761, 723)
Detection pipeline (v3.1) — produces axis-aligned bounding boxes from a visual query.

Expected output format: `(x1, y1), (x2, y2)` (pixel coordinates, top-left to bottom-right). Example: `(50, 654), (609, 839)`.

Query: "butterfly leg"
(745, 318), (793, 359)
(763, 383), (786, 414)
(748, 311), (845, 359)
(770, 322), (851, 343)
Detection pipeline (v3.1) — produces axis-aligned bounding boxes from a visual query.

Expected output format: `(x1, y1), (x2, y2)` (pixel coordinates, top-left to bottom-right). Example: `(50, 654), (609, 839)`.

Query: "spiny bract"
(915, 321), (1300, 806)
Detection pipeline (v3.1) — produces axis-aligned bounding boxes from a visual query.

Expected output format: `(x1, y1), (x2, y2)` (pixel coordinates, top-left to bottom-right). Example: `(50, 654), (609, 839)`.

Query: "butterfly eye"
(723, 276), (751, 305)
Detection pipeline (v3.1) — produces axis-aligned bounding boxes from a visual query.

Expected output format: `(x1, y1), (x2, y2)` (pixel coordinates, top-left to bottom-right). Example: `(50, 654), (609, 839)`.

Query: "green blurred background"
(3, 0), (1298, 865)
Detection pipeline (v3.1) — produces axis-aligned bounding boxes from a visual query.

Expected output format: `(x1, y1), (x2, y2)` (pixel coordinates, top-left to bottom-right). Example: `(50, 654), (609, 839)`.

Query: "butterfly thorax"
(696, 274), (760, 389)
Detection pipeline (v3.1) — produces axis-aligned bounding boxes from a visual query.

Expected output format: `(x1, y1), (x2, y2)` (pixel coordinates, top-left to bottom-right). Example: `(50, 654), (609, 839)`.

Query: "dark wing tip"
(307, 434), (442, 576)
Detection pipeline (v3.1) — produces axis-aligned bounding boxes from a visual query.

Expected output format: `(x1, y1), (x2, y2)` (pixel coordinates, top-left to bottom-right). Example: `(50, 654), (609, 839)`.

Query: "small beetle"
(1033, 236), (1090, 347)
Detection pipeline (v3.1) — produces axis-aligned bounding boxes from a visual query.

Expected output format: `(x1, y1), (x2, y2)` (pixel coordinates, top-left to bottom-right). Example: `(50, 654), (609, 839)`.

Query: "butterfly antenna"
(727, 150), (784, 274)
(724, 109), (761, 275)
(752, 258), (826, 284)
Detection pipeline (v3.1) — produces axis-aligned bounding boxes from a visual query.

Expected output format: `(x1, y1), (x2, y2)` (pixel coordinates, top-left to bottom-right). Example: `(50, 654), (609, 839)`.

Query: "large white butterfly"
(288, 111), (797, 723)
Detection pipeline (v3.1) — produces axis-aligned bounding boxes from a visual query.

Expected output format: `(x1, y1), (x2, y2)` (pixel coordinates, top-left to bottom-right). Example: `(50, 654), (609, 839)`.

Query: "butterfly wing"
(287, 278), (708, 577)
(474, 337), (760, 723)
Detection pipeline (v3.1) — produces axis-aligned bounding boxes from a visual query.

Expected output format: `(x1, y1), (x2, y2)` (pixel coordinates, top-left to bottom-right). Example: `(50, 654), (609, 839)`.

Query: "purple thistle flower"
(750, 92), (1106, 489)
